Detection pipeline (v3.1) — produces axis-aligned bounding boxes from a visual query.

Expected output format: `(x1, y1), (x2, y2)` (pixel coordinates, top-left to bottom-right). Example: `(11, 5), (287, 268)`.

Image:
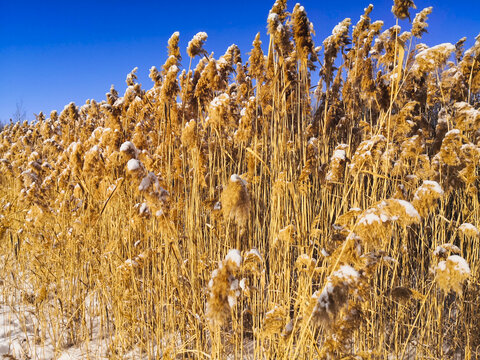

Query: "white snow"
(382, 256), (397, 264)
(308, 137), (317, 146)
(127, 159), (141, 171)
(113, 97), (125, 107)
(436, 260), (447, 271)
(139, 202), (149, 215)
(0, 295), (110, 359)
(358, 212), (381, 225)
(192, 32), (207, 42)
(317, 280), (335, 310)
(67, 141), (80, 154)
(168, 65), (179, 74)
(442, 243), (459, 254)
(87, 145), (99, 154)
(459, 223), (479, 235)
(227, 295), (237, 308)
(331, 19), (350, 37)
(416, 43), (455, 60)
(397, 199), (421, 220)
(357, 199), (419, 227)
(414, 180), (444, 201)
(284, 319), (293, 333)
(265, 306), (279, 316)
(267, 13), (279, 23)
(225, 249), (242, 268)
(334, 265), (359, 282)
(314, 264), (359, 314)
(445, 128), (460, 136)
(124, 258), (139, 268)
(239, 278), (246, 291)
(230, 174), (246, 185)
(120, 141), (138, 155)
(332, 149), (346, 161)
(209, 269), (219, 288)
(423, 180), (444, 195)
(230, 279), (239, 291)
(447, 255), (471, 275)
(216, 57), (228, 67)
(139, 173), (157, 191)
(245, 248), (262, 262)
(210, 93), (229, 108)
(434, 246), (446, 257)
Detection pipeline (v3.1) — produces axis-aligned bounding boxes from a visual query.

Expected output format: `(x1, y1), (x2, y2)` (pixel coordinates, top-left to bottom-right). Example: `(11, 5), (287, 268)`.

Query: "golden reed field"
(0, 0), (479, 358)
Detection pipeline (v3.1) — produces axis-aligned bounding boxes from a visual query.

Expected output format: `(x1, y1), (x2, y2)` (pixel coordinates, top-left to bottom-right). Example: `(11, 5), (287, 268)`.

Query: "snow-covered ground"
(0, 293), (168, 360)
(0, 299), (110, 359)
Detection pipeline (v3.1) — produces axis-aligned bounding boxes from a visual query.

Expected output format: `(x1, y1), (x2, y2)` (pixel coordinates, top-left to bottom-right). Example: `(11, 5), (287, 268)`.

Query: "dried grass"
(0, 1), (479, 359)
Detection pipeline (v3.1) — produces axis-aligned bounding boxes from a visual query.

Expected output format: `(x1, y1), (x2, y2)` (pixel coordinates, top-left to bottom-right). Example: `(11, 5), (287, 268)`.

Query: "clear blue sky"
(0, 0), (479, 124)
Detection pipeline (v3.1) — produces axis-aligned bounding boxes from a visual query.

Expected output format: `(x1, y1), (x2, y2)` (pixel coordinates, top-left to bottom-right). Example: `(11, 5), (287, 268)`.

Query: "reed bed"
(0, 0), (479, 358)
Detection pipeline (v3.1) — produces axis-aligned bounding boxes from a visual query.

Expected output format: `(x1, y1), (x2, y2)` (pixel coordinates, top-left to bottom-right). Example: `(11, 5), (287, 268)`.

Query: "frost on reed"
(187, 32), (208, 58)
(413, 43), (455, 75)
(206, 249), (242, 325)
(412, 180), (444, 217)
(312, 265), (360, 325)
(291, 3), (318, 66)
(433, 243), (461, 258)
(411, 7), (432, 38)
(458, 223), (479, 238)
(354, 199), (420, 245)
(435, 255), (470, 294)
(220, 174), (250, 229)
(326, 143), (348, 183)
(267, 0), (292, 59)
(391, 0), (416, 20)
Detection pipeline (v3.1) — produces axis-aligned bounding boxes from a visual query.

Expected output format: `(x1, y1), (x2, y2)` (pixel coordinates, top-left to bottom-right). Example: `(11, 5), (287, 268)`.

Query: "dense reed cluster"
(1, 0), (479, 358)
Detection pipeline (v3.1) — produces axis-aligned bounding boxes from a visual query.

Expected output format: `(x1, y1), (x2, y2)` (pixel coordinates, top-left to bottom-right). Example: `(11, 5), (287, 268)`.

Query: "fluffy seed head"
(412, 180), (444, 217)
(221, 174), (250, 228)
(391, 0), (416, 20)
(435, 255), (470, 294)
(187, 32), (208, 58)
(312, 265), (360, 326)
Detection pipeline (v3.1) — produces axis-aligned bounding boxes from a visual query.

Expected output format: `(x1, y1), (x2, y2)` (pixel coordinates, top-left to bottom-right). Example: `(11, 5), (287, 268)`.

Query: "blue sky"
(0, 0), (479, 124)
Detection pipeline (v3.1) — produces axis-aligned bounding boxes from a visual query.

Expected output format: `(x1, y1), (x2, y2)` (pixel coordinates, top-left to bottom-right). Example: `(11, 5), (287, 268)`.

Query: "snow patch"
(225, 249), (242, 268)
(447, 255), (470, 275)
(127, 159), (142, 171)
